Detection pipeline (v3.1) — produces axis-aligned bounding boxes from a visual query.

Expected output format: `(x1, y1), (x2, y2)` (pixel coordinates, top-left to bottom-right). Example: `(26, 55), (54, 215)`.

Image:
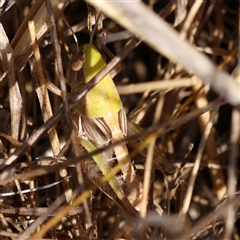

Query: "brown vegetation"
(0, 1), (239, 239)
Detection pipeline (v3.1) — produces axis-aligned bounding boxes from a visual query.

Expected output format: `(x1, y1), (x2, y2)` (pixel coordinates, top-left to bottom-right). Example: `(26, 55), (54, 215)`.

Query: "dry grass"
(0, 1), (239, 239)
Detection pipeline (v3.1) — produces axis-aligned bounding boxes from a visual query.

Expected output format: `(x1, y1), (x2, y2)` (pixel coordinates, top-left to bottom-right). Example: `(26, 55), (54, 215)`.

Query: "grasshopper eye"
(71, 51), (85, 72)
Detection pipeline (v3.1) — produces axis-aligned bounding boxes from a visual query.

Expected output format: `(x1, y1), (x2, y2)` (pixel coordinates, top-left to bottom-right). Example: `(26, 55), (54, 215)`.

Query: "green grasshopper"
(68, 44), (175, 214)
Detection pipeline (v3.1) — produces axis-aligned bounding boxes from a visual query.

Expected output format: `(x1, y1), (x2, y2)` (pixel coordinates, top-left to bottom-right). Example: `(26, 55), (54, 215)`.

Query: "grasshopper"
(68, 44), (175, 214)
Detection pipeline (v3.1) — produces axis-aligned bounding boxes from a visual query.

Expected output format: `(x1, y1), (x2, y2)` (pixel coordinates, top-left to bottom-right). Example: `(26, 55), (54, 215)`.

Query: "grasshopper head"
(67, 48), (86, 87)
(70, 50), (85, 72)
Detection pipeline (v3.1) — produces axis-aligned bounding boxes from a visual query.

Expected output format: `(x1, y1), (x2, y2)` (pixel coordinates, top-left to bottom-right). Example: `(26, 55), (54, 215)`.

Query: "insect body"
(70, 44), (143, 213)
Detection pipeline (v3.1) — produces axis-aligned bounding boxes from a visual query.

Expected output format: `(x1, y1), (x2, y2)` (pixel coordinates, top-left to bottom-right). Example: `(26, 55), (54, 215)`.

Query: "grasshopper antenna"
(88, 7), (103, 45)
(63, 16), (80, 54)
